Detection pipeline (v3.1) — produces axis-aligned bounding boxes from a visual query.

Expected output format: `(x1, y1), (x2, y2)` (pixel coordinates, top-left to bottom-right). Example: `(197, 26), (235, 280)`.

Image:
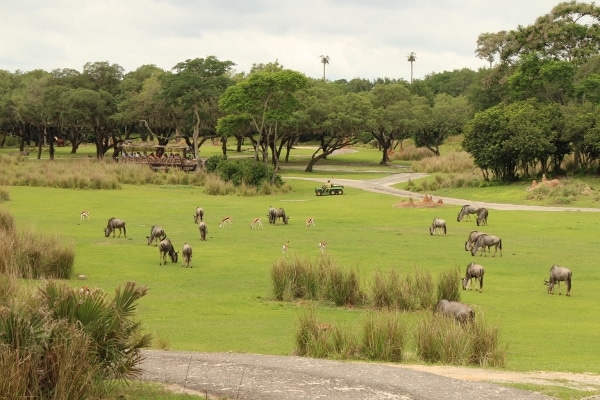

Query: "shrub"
(321, 259), (361, 307)
(271, 256), (319, 301)
(0, 187), (9, 202)
(370, 269), (403, 309)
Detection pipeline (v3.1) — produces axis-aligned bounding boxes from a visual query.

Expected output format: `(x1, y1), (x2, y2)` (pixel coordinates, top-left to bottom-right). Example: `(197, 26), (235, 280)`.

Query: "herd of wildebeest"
(430, 204), (572, 324)
(102, 201), (572, 325)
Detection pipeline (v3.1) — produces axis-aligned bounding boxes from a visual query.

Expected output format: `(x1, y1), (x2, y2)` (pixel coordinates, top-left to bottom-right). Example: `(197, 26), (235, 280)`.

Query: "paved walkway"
(139, 350), (554, 400)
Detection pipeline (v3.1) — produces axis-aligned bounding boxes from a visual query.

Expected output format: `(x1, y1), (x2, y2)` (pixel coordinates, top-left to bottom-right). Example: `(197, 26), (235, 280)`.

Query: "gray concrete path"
(140, 350), (554, 400)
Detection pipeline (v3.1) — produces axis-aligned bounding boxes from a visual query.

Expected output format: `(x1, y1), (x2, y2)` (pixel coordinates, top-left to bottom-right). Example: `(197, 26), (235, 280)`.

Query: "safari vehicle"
(315, 183), (344, 196)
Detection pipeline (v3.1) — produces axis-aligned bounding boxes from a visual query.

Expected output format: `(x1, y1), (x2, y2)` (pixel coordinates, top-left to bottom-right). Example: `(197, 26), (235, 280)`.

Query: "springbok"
(80, 210), (90, 222)
(282, 241), (289, 254)
(219, 216), (232, 228)
(306, 217), (316, 228)
(318, 241), (327, 254)
(250, 217), (263, 230)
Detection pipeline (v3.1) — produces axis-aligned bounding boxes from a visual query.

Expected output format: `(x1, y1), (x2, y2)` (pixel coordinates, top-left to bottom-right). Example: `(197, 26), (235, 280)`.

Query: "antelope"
(250, 217), (263, 230)
(319, 241), (327, 254)
(219, 216), (232, 228)
(282, 241), (289, 254)
(306, 217), (316, 228)
(80, 210), (90, 221)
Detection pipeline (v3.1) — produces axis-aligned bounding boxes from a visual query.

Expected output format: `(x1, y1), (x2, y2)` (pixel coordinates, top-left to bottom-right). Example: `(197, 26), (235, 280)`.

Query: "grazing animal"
(158, 238), (178, 265)
(198, 221), (208, 241)
(434, 299), (475, 324)
(429, 218), (447, 236)
(461, 262), (485, 292)
(104, 217), (126, 238)
(319, 241), (327, 254)
(147, 225), (167, 246)
(219, 216), (232, 228)
(80, 210), (90, 222)
(250, 217), (263, 230)
(464, 231), (487, 252)
(282, 241), (289, 254)
(269, 207), (289, 225)
(181, 243), (192, 268)
(471, 234), (502, 257)
(457, 205), (482, 222)
(545, 265), (572, 296)
(476, 208), (489, 226)
(306, 217), (316, 228)
(193, 207), (204, 224)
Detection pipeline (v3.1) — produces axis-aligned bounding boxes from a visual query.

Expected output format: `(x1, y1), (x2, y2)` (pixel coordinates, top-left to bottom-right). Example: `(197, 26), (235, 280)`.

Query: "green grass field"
(2, 144), (600, 377)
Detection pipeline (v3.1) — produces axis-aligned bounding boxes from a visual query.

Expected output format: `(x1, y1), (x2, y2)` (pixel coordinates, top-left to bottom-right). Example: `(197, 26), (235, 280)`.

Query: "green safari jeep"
(315, 183), (344, 196)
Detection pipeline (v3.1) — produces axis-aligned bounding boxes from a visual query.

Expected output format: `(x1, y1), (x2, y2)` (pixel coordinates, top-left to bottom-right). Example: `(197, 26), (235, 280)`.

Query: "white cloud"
(0, 0), (559, 81)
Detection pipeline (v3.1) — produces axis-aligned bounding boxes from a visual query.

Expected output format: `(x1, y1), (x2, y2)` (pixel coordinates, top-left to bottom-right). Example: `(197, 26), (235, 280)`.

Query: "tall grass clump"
(0, 187), (9, 202)
(411, 151), (475, 174)
(360, 312), (407, 362)
(271, 256), (319, 301)
(0, 209), (15, 232)
(11, 230), (75, 279)
(294, 307), (357, 359)
(320, 256), (362, 307)
(370, 267), (434, 311)
(436, 268), (461, 302)
(415, 313), (506, 366)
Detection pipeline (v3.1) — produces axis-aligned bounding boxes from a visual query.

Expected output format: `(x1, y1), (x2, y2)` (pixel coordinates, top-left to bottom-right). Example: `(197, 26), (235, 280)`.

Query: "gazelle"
(282, 240), (289, 254)
(219, 216), (232, 228)
(80, 210), (90, 221)
(250, 217), (263, 230)
(305, 217), (316, 228)
(319, 241), (327, 254)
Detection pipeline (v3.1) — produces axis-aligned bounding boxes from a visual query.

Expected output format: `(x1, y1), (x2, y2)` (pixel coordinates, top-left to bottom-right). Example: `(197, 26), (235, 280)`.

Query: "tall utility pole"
(407, 52), (417, 84)
(320, 55), (330, 81)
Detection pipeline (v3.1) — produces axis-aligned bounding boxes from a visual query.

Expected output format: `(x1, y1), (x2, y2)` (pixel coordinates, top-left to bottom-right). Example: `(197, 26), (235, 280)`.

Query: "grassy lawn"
(2, 143), (600, 381)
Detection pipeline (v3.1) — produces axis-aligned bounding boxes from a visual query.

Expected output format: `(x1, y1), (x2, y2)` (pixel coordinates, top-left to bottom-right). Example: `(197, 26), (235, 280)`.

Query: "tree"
(320, 55), (330, 81)
(218, 69), (307, 173)
(407, 52), (417, 84)
(368, 83), (414, 164)
(412, 93), (472, 156)
(160, 56), (235, 165)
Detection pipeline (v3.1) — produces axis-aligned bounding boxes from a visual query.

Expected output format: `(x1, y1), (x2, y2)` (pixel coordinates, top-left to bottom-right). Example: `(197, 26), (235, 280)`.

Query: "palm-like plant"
(407, 52), (417, 84)
(320, 55), (330, 81)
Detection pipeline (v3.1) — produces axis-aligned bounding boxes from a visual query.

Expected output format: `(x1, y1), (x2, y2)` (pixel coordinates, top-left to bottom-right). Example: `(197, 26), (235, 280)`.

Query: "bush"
(0, 279), (152, 398)
(436, 268), (461, 303)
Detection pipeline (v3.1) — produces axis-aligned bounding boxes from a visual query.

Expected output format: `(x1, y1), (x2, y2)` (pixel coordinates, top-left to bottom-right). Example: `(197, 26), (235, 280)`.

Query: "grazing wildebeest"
(476, 208), (489, 226)
(147, 225), (167, 246)
(545, 265), (572, 296)
(471, 234), (502, 257)
(181, 243), (192, 268)
(434, 299), (475, 324)
(198, 221), (208, 241)
(464, 231), (486, 252)
(104, 217), (126, 238)
(193, 207), (204, 224)
(158, 238), (178, 265)
(269, 207), (289, 225)
(461, 262), (484, 292)
(457, 205), (481, 222)
(429, 218), (447, 236)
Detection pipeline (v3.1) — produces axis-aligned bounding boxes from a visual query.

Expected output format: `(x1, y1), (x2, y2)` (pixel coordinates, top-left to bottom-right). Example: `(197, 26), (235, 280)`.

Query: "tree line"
(2, 1), (600, 179)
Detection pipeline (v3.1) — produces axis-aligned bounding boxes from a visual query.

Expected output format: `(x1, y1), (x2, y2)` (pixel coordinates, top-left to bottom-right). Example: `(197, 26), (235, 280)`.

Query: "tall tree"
(161, 56), (235, 165)
(218, 69), (307, 172)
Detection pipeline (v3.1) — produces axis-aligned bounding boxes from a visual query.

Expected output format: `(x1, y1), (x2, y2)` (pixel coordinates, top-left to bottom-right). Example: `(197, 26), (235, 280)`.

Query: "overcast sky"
(1, 1), (561, 82)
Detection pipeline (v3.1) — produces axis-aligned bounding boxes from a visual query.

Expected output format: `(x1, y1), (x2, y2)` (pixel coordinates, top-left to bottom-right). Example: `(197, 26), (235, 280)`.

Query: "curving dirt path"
(138, 171), (600, 399)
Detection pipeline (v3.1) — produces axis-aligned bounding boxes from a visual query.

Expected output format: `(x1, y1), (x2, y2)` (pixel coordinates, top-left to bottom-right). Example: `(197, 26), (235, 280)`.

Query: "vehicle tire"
(316, 191), (322, 196)
(339, 190), (343, 195)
